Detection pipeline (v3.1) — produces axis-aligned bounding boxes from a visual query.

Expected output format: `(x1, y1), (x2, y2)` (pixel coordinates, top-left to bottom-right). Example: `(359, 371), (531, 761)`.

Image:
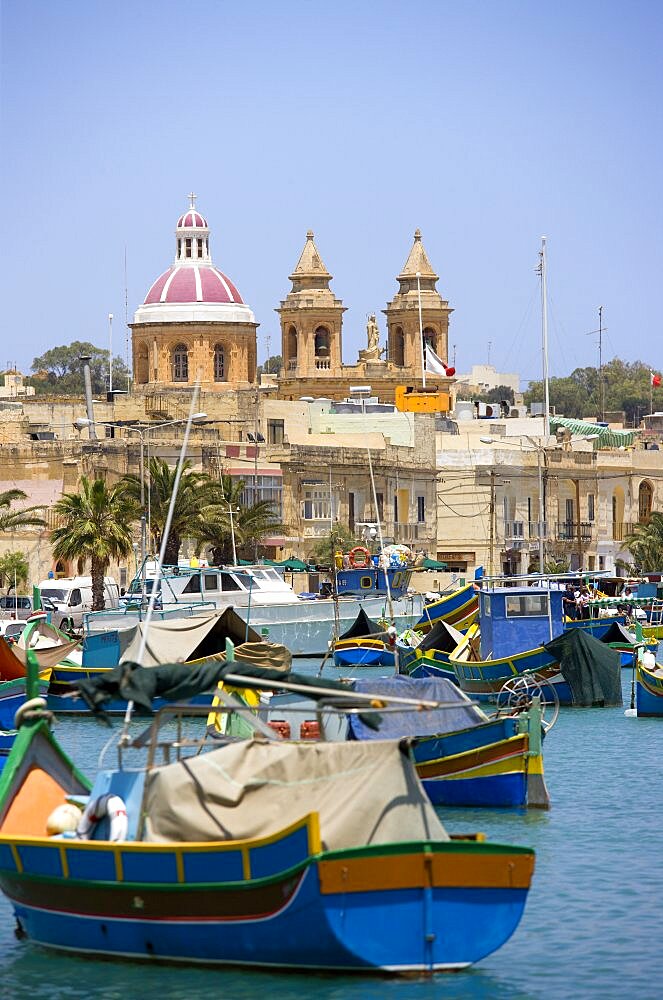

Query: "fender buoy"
(14, 697), (48, 729)
(76, 793), (128, 843)
(348, 546), (371, 569)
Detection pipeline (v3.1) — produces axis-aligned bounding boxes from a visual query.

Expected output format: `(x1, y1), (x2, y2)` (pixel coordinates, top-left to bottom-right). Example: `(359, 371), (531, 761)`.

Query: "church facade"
(130, 197), (454, 404)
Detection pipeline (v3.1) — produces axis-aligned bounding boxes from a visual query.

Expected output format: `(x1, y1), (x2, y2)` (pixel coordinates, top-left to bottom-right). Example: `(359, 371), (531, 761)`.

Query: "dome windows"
(214, 344), (226, 382)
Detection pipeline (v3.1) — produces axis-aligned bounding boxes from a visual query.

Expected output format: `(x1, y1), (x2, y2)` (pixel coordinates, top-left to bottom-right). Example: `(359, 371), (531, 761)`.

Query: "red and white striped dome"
(145, 265), (243, 305)
(177, 210), (208, 229)
(134, 195), (254, 325)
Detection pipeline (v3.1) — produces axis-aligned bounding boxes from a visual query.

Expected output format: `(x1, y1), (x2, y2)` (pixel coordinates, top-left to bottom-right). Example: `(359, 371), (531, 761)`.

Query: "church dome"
(133, 195), (255, 326)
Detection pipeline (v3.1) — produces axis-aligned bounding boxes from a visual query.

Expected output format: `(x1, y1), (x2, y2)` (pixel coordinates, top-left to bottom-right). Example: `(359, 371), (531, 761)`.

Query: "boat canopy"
(415, 619), (466, 655)
(349, 676), (487, 740)
(119, 608), (260, 667)
(142, 737), (448, 849)
(543, 629), (622, 706)
(338, 607), (383, 640)
(549, 416), (636, 448)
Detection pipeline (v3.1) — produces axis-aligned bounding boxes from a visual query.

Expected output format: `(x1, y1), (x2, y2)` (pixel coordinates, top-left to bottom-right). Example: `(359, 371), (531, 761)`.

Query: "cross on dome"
(188, 192), (197, 209)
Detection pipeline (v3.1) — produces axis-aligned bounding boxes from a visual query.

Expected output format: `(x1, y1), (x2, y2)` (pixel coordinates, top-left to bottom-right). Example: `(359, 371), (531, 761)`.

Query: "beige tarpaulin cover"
(14, 621), (81, 670)
(143, 737), (448, 849)
(120, 608), (261, 667)
(205, 640), (292, 672)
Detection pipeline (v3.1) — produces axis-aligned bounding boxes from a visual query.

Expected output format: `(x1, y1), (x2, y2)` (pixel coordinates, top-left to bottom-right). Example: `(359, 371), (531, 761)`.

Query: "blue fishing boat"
(415, 583), (479, 633)
(635, 652), (663, 716)
(332, 608), (395, 668)
(0, 655), (536, 973)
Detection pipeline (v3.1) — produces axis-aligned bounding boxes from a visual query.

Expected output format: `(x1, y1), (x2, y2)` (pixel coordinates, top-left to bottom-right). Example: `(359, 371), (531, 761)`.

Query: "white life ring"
(76, 793), (128, 842)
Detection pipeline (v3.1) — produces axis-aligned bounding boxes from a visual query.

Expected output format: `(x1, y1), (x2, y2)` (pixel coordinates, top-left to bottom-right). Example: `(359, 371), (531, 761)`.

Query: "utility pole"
(489, 471), (496, 576)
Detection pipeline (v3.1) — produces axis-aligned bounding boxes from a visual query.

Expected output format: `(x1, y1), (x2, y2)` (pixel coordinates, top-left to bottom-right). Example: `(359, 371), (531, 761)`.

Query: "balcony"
(612, 521), (636, 542)
(315, 358), (331, 371)
(394, 523), (423, 542)
(504, 521), (548, 544)
(555, 521), (593, 543)
(286, 359), (297, 372)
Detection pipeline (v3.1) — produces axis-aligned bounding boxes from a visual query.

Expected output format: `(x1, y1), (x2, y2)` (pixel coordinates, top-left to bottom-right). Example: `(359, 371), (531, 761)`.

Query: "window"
(69, 589), (82, 606)
(219, 572), (241, 592)
(639, 481), (653, 523)
(267, 419), (284, 445)
(348, 492), (355, 531)
(483, 595), (491, 617)
(417, 496), (425, 523)
(185, 237), (192, 258)
(214, 345), (225, 382)
(301, 489), (331, 521)
(182, 575), (201, 594)
(172, 344), (189, 382)
(239, 475), (283, 519)
(565, 498), (574, 524)
(314, 327), (330, 356)
(505, 594), (549, 617)
(197, 238), (204, 258)
(203, 574), (218, 591)
(393, 493), (399, 523)
(177, 239), (182, 259)
(587, 493), (595, 522)
(393, 327), (405, 366)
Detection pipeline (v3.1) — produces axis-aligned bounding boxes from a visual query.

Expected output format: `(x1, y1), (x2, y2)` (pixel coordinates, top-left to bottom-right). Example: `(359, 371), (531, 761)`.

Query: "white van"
(38, 576), (120, 631)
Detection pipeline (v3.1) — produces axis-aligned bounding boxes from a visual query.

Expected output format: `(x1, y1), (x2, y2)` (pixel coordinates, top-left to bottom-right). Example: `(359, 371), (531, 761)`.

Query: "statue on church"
(359, 314), (385, 363)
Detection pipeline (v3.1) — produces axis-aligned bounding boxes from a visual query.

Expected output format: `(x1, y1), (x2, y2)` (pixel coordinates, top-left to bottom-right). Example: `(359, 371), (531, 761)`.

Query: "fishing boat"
(635, 651), (663, 717)
(415, 583), (479, 633)
(0, 655), (536, 973)
(85, 562), (424, 657)
(397, 619), (467, 682)
(332, 608), (396, 668)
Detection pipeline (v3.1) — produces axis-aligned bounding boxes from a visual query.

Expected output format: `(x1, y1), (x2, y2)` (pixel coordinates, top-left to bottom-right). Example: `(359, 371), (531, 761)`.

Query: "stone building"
(130, 196), (257, 390)
(277, 229), (454, 404)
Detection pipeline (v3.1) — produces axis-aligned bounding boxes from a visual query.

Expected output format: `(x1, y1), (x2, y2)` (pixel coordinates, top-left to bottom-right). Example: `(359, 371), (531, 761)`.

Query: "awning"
(550, 416), (636, 448)
(421, 557), (449, 571)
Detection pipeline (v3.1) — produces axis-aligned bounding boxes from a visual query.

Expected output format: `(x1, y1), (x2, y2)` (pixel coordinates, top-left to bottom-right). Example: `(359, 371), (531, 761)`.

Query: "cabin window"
(505, 594), (549, 617)
(360, 576), (373, 589)
(203, 574), (218, 591)
(483, 595), (491, 617)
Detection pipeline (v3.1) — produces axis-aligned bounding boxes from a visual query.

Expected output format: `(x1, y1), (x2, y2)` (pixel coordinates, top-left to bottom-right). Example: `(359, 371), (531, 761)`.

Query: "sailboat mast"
(539, 237), (550, 433)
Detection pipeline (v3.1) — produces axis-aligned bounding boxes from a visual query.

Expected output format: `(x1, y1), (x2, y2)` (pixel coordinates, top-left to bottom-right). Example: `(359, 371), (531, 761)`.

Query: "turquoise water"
(0, 668), (661, 999)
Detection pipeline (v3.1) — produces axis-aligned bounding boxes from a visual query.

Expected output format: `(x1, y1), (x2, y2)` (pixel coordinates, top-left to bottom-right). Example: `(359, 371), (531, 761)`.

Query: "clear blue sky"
(2, 0), (662, 385)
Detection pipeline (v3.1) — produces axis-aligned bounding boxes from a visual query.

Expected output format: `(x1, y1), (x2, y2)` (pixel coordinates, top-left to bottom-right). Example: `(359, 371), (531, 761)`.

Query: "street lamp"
(73, 413), (208, 568)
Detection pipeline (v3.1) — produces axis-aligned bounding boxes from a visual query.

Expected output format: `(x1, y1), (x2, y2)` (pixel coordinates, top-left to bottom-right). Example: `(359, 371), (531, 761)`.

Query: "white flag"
(425, 345), (448, 375)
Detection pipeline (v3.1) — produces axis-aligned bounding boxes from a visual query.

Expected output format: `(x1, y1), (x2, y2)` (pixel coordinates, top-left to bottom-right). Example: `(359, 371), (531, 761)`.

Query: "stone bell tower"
(384, 229), (452, 380)
(277, 231), (346, 380)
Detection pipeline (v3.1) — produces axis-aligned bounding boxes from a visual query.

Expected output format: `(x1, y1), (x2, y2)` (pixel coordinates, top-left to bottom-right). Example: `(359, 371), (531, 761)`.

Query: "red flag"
(652, 372), (661, 387)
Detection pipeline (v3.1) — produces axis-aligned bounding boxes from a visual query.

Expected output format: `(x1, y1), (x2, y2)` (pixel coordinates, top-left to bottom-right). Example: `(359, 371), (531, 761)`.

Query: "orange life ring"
(349, 546), (371, 569)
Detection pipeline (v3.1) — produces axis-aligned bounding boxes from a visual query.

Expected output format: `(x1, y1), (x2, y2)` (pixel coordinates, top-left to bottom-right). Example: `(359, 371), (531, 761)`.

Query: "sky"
(2, 0), (662, 386)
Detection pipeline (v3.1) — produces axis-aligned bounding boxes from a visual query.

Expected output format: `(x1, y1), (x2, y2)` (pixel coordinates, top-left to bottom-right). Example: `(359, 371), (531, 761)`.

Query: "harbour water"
(0, 666), (661, 999)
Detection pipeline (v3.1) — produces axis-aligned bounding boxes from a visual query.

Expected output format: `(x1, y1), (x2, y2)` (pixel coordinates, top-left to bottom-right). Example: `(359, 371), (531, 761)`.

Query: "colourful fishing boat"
(398, 620), (467, 682)
(415, 583), (479, 633)
(349, 676), (550, 809)
(0, 656), (536, 973)
(332, 608), (395, 668)
(635, 652), (663, 717)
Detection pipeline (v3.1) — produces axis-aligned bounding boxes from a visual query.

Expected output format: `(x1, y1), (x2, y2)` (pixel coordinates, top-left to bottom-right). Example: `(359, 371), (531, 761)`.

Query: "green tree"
(193, 476), (285, 565)
(624, 513), (663, 573)
(257, 355), (283, 376)
(50, 478), (140, 610)
(120, 458), (218, 566)
(524, 358), (658, 423)
(30, 341), (129, 396)
(0, 552), (29, 592)
(309, 524), (358, 566)
(0, 489), (46, 533)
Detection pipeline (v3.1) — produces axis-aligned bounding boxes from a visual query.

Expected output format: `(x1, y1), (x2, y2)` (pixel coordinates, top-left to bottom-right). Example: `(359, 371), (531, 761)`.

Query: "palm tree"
(625, 512), (663, 572)
(120, 458), (218, 566)
(0, 488), (46, 533)
(50, 477), (140, 610)
(194, 476), (285, 565)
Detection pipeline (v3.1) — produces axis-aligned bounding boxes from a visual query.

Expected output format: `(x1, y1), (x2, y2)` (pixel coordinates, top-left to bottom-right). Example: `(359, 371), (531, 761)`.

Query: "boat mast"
(329, 466), (340, 642)
(539, 237), (550, 434)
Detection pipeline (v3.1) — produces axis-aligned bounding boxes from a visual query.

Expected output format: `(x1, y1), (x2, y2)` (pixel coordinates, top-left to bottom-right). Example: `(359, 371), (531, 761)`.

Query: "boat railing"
(84, 602), (218, 630)
(100, 680), (483, 772)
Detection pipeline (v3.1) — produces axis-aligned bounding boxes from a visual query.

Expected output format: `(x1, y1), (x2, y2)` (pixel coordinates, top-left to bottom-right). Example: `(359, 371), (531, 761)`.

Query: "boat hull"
(0, 835), (534, 973)
(452, 646), (572, 704)
(636, 662), (663, 717)
(416, 585), (478, 633)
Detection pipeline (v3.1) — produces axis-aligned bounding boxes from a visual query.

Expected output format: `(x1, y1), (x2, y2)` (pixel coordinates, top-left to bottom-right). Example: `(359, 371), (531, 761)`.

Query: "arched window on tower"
(286, 326), (297, 371)
(314, 327), (330, 356)
(423, 327), (438, 355)
(393, 327), (405, 367)
(639, 481), (653, 524)
(172, 343), (189, 382)
(214, 344), (226, 382)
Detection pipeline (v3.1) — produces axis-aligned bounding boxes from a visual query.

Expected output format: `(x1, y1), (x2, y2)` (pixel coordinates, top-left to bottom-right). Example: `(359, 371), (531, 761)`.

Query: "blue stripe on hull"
(9, 868), (529, 972)
(422, 772), (527, 809)
(46, 691), (214, 715)
(413, 718), (519, 763)
(333, 648), (385, 668)
(636, 680), (663, 717)
(410, 662), (457, 684)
